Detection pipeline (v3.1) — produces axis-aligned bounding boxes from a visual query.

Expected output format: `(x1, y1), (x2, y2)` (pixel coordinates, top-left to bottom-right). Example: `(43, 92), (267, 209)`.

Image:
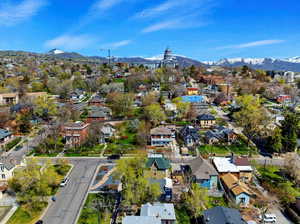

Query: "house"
(89, 106), (112, 118)
(201, 206), (247, 224)
(0, 129), (12, 145)
(220, 173), (252, 206)
(0, 93), (19, 105)
(188, 157), (218, 190)
(145, 154), (171, 178)
(205, 126), (236, 144)
(87, 111), (107, 123)
(195, 114), (216, 128)
(141, 203), (176, 224)
(179, 125), (200, 147)
(88, 95), (105, 106)
(100, 124), (115, 142)
(187, 87), (199, 95)
(213, 93), (231, 106)
(181, 95), (206, 103)
(150, 126), (174, 147)
(0, 158), (15, 182)
(62, 121), (89, 147)
(70, 90), (85, 101)
(123, 203), (176, 224)
(212, 156), (253, 183)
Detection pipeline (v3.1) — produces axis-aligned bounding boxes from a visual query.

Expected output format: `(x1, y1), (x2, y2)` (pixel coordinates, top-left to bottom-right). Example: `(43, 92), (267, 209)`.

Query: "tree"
(281, 111), (299, 152)
(136, 120), (149, 146)
(172, 97), (190, 119)
(233, 95), (270, 142)
(267, 127), (283, 153)
(108, 93), (134, 118)
(183, 184), (209, 223)
(144, 103), (166, 126)
(34, 95), (57, 120)
(114, 157), (161, 207)
(9, 159), (60, 214)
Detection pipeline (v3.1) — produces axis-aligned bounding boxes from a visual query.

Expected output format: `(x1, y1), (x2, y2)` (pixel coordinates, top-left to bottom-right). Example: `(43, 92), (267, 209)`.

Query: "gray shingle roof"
(122, 216), (161, 224)
(203, 206), (247, 224)
(197, 114), (216, 121)
(0, 129), (12, 140)
(189, 157), (218, 179)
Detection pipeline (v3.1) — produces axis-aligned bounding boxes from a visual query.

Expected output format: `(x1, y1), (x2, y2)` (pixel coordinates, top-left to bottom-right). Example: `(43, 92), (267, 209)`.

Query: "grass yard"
(199, 143), (253, 156)
(77, 194), (112, 224)
(207, 196), (228, 208)
(65, 144), (105, 157)
(7, 203), (47, 224)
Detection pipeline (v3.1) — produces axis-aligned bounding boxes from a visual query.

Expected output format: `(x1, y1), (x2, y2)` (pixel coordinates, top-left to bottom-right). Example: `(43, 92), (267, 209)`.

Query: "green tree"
(172, 97), (190, 119)
(281, 111), (299, 152)
(183, 184), (209, 222)
(233, 95), (269, 143)
(267, 127), (283, 153)
(144, 103), (166, 126)
(34, 95), (57, 120)
(114, 157), (161, 207)
(108, 93), (134, 118)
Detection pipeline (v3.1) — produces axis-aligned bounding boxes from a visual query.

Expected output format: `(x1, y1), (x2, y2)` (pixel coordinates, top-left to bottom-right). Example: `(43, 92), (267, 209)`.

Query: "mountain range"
(1, 49), (300, 72)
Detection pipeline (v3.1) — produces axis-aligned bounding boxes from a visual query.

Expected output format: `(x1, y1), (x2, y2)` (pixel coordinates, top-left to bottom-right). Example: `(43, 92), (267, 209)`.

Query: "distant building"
(179, 125), (200, 147)
(187, 87), (199, 95)
(0, 92), (48, 106)
(0, 158), (15, 182)
(145, 154), (171, 178)
(0, 129), (13, 145)
(160, 48), (178, 68)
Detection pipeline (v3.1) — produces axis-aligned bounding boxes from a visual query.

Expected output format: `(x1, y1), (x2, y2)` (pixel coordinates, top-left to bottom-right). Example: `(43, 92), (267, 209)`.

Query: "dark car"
(35, 220), (43, 224)
(107, 154), (120, 160)
(14, 145), (22, 151)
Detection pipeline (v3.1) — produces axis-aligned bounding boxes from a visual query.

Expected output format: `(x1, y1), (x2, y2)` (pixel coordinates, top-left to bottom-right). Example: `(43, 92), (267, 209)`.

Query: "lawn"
(198, 142), (253, 156)
(77, 193), (113, 224)
(7, 203), (47, 224)
(207, 196), (228, 208)
(5, 137), (22, 151)
(64, 144), (105, 157)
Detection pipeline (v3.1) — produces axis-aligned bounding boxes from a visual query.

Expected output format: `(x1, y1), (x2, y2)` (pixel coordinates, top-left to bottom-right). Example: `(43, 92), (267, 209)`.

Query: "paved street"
(42, 158), (105, 224)
(252, 157), (285, 166)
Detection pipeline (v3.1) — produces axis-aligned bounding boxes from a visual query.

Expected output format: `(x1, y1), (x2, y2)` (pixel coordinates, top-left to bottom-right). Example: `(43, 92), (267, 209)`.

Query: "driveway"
(42, 158), (105, 224)
(268, 206), (293, 224)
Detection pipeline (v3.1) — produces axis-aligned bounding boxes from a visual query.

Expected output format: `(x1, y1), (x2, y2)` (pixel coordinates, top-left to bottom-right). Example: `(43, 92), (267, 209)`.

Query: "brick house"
(62, 121), (89, 147)
(87, 111), (107, 123)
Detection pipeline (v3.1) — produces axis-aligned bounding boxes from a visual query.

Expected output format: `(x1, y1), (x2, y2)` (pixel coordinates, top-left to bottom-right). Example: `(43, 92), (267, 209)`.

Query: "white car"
(259, 214), (276, 223)
(60, 177), (70, 187)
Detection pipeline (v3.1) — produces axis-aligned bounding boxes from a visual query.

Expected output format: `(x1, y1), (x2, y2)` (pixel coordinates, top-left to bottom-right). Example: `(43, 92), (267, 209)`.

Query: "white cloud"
(102, 40), (132, 49)
(0, 0), (48, 26)
(93, 0), (123, 11)
(142, 20), (182, 33)
(216, 39), (285, 50)
(45, 34), (98, 51)
(134, 0), (183, 19)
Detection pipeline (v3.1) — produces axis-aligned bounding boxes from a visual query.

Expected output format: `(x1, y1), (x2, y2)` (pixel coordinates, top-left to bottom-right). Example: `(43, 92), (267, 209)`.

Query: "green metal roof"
(146, 157), (171, 170)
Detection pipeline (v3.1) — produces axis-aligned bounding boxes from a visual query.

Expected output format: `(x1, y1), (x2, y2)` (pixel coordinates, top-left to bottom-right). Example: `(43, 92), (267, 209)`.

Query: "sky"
(0, 0), (300, 61)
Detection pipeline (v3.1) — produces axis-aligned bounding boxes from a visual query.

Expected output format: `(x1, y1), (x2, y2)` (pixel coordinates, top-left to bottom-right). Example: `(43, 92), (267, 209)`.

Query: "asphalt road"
(42, 158), (104, 224)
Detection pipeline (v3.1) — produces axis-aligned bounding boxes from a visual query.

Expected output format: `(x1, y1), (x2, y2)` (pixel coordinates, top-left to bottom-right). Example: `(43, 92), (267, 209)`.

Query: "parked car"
(107, 154), (120, 160)
(14, 145), (22, 151)
(260, 151), (273, 158)
(259, 214), (276, 223)
(35, 220), (43, 224)
(60, 177), (70, 187)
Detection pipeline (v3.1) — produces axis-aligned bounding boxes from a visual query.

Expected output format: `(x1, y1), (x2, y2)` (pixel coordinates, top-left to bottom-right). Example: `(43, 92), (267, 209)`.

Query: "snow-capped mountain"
(48, 49), (65, 55)
(203, 57), (300, 72)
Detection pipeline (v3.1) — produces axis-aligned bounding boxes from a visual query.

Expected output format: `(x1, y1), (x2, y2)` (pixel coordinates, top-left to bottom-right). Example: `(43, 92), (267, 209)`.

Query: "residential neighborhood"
(0, 1), (300, 223)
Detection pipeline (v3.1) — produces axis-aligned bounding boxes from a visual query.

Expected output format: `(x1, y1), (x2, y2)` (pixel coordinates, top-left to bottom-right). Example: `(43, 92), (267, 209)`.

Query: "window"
(0, 165), (4, 172)
(240, 197), (246, 204)
(1, 174), (5, 179)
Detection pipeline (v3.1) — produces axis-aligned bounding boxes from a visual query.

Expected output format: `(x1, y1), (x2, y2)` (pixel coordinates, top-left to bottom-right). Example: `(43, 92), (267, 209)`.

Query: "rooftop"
(122, 216), (161, 224)
(141, 203), (176, 221)
(212, 157), (252, 173)
(221, 173), (251, 196)
(203, 206), (247, 224)
(189, 157), (218, 179)
(150, 126), (172, 135)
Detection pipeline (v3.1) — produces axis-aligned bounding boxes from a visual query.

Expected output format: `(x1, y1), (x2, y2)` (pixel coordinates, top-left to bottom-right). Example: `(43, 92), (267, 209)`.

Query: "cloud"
(102, 40), (132, 49)
(45, 34), (98, 51)
(134, 0), (183, 19)
(216, 39), (285, 50)
(93, 0), (123, 11)
(0, 0), (48, 26)
(142, 15), (206, 33)
(138, 0), (216, 33)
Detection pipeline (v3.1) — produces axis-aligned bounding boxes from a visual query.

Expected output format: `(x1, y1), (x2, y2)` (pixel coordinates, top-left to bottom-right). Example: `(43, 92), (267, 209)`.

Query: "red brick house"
(62, 121), (89, 147)
(88, 96), (106, 107)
